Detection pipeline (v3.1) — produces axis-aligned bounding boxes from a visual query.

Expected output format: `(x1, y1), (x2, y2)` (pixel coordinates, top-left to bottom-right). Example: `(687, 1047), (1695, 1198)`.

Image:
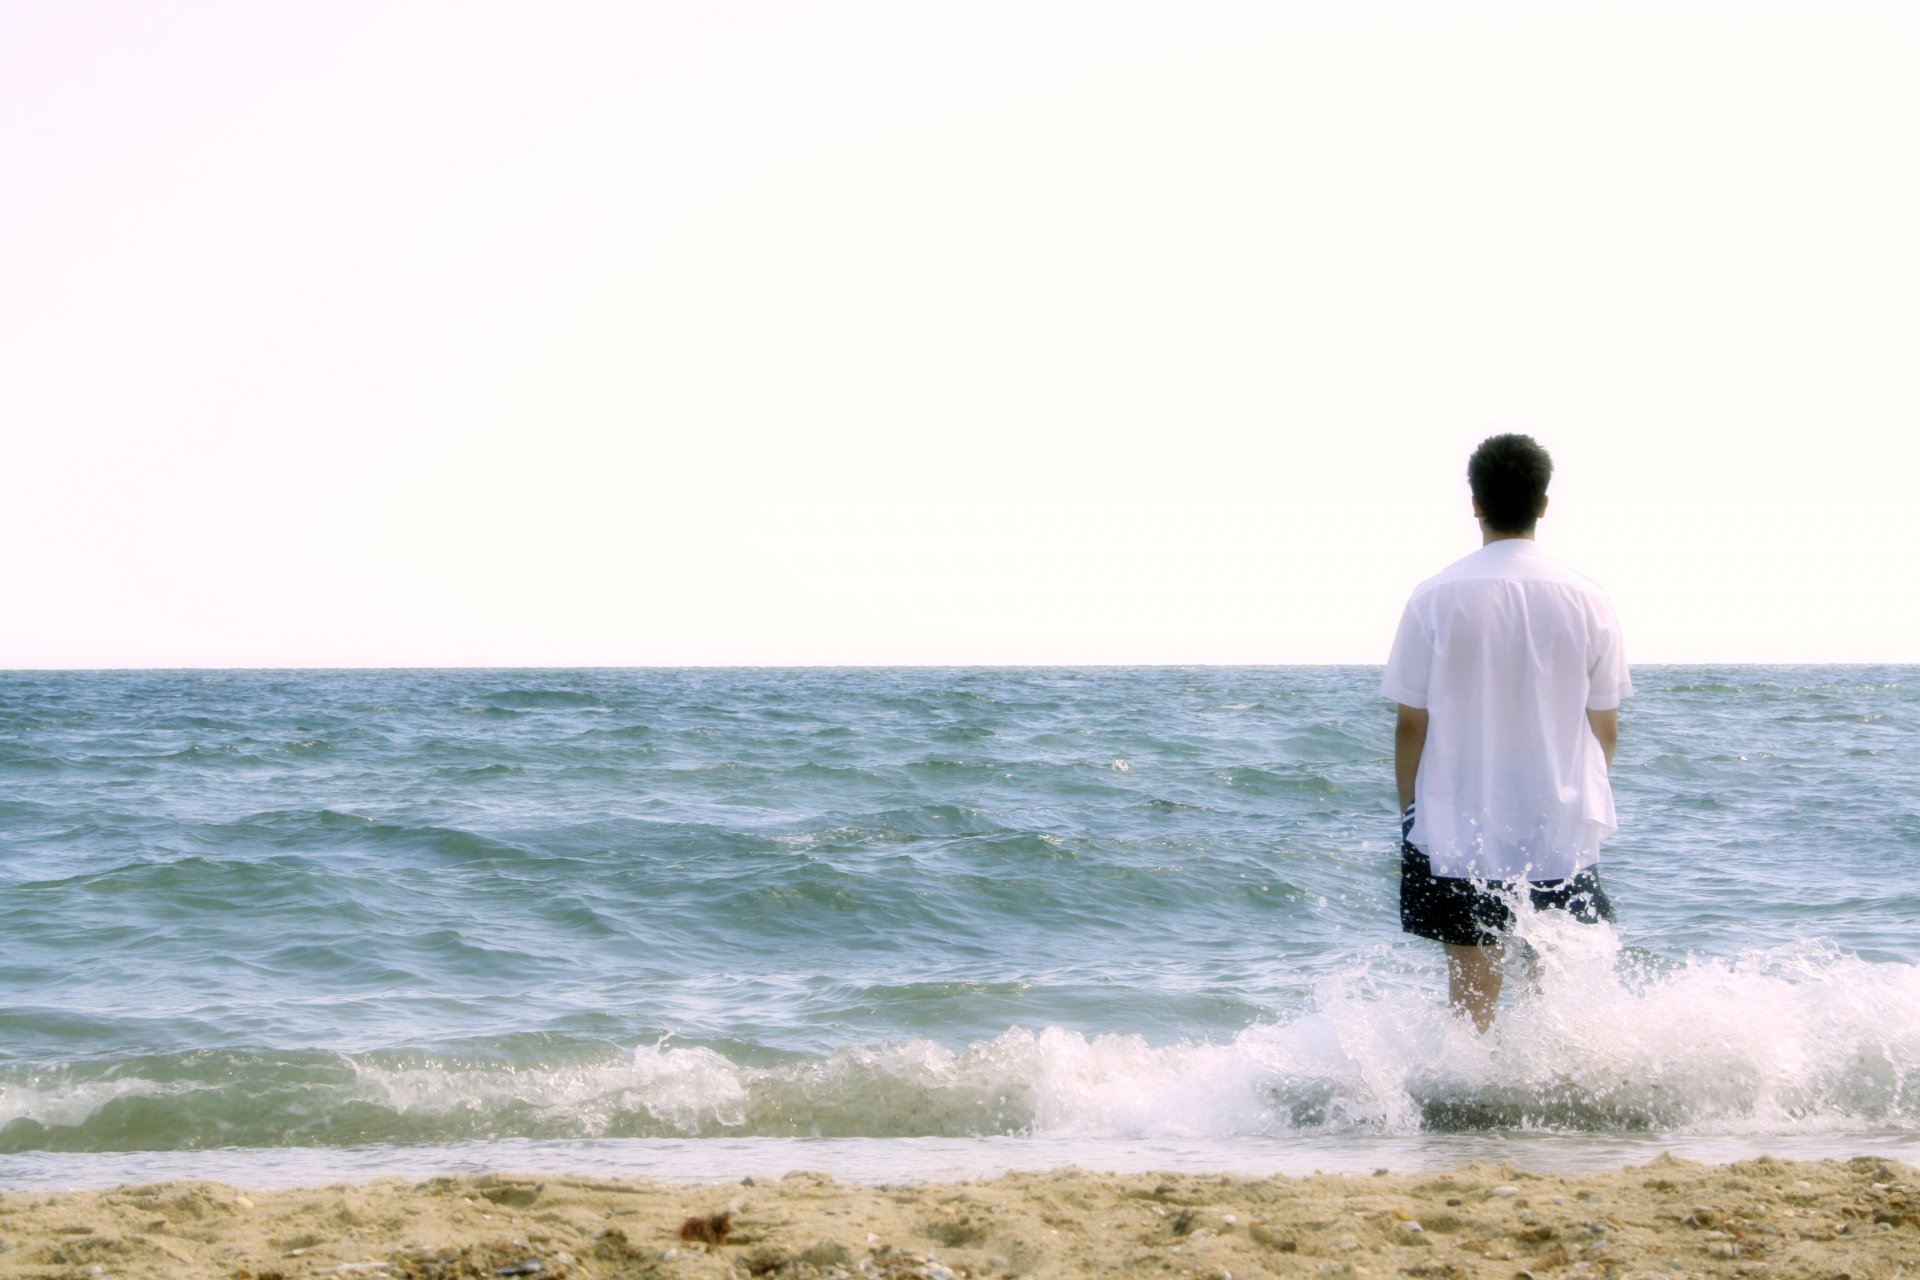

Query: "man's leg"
(1445, 942), (1504, 1032)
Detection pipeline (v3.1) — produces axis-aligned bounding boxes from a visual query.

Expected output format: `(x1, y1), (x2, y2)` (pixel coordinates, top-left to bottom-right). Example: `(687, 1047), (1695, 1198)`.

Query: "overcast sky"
(3, 1), (1915, 667)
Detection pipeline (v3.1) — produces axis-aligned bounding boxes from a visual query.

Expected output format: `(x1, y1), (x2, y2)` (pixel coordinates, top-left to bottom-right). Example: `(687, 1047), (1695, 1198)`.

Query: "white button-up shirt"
(1382, 539), (1632, 881)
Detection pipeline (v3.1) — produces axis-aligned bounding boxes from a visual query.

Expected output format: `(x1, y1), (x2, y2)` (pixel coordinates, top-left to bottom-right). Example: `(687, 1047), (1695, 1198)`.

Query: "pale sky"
(3, 1), (1916, 667)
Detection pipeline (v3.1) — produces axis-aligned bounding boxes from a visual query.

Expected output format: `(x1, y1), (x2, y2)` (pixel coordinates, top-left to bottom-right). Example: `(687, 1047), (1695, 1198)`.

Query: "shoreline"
(10, 1132), (1918, 1195)
(0, 1156), (1914, 1279)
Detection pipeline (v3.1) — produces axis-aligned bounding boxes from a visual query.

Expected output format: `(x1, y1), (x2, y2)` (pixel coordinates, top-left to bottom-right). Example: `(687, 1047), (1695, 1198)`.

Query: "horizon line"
(5, 660), (1916, 674)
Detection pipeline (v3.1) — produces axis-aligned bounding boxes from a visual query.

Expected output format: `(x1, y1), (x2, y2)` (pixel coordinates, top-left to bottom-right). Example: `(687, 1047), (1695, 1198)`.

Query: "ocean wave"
(203, 810), (541, 863)
(0, 746), (68, 772)
(455, 763), (521, 777)
(483, 689), (605, 710)
(4, 938), (1914, 1153)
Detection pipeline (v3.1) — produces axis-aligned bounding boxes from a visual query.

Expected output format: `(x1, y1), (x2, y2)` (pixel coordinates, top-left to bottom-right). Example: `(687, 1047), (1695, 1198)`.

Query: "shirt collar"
(1480, 537), (1541, 554)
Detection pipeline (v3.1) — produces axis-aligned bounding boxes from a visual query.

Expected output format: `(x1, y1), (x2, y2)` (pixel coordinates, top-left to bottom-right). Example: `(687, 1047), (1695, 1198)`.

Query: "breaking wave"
(5, 932), (1915, 1153)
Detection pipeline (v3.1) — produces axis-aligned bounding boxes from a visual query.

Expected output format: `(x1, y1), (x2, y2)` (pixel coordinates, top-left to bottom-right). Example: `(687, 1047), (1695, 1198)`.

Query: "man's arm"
(1394, 704), (1429, 811)
(1587, 707), (1618, 770)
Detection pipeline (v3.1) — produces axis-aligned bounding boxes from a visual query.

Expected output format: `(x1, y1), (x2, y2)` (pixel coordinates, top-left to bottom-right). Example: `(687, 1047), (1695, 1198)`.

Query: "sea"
(2, 667), (1916, 1192)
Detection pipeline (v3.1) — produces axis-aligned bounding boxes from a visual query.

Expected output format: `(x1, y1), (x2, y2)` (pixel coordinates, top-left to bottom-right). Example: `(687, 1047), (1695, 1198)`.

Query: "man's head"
(1468, 433), (1552, 535)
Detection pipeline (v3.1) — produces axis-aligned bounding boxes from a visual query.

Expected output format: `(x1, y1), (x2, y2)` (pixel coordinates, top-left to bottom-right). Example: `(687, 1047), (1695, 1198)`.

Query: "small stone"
(1222, 1214), (1237, 1226)
(236, 1195), (255, 1210)
(1401, 1221), (1424, 1233)
(1492, 1186), (1519, 1198)
(1249, 1224), (1297, 1252)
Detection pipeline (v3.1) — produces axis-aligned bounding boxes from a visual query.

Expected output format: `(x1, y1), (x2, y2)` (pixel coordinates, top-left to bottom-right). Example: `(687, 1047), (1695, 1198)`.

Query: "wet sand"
(0, 1155), (1914, 1279)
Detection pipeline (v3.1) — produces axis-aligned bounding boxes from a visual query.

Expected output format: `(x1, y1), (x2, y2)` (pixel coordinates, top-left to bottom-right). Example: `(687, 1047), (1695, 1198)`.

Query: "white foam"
(585, 934), (1917, 1140)
(1229, 921), (1920, 1136)
(0, 1074), (185, 1129)
(7, 931), (1918, 1146)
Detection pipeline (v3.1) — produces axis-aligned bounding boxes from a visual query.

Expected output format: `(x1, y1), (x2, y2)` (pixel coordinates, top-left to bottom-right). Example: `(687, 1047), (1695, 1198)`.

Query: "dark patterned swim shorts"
(1397, 805), (1614, 947)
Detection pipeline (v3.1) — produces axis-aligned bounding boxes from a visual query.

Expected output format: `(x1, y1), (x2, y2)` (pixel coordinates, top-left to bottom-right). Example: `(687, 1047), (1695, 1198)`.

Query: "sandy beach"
(0, 1156), (1913, 1280)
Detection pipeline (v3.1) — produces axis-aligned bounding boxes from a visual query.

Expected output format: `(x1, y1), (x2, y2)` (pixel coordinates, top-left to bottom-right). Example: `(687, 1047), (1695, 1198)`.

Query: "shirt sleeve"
(1380, 597), (1431, 708)
(1586, 598), (1633, 710)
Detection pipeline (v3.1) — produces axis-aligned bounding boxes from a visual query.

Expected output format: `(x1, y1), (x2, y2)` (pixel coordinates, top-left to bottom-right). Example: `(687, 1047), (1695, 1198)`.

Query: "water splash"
(3, 934), (1915, 1153)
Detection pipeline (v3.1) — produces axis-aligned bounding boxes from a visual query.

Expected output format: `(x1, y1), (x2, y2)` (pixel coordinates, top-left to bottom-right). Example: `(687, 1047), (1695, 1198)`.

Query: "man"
(1382, 434), (1631, 1032)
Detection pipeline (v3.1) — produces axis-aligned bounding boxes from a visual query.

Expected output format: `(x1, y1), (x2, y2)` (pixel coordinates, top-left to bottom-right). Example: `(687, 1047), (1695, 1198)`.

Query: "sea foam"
(4, 931), (1915, 1153)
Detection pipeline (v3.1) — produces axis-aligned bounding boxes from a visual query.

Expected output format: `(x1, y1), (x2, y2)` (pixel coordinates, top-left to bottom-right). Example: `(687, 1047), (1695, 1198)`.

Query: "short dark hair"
(1468, 434), (1552, 534)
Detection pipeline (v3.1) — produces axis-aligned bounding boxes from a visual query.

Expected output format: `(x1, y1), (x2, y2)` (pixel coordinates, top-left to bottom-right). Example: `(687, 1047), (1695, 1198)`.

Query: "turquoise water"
(2, 667), (1916, 1187)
